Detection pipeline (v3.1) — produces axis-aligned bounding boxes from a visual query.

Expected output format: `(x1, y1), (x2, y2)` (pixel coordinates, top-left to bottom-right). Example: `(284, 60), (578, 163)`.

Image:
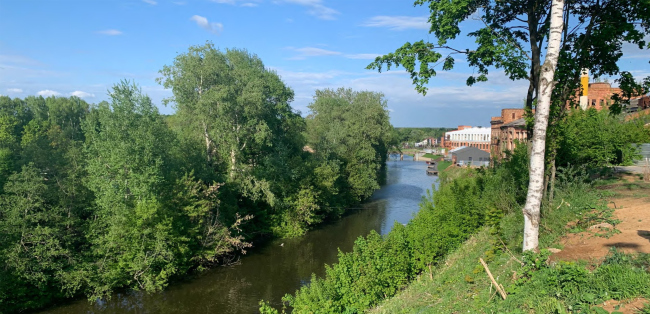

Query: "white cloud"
(70, 91), (95, 98)
(142, 0), (157, 4)
(190, 15), (223, 35)
(211, 0), (261, 7)
(6, 88), (23, 93)
(362, 16), (429, 31)
(344, 53), (380, 60)
(278, 0), (339, 20)
(97, 29), (123, 36)
(287, 46), (341, 60)
(270, 66), (528, 119)
(37, 90), (61, 97)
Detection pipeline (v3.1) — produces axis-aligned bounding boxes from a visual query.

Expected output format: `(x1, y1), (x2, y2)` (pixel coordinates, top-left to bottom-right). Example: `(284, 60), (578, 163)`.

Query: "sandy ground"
(599, 297), (648, 314)
(551, 192), (650, 261)
(550, 173), (650, 261)
(550, 175), (650, 313)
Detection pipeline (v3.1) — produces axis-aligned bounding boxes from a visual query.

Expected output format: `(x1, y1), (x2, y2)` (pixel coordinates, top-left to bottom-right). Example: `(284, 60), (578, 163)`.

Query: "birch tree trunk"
(522, 0), (565, 252)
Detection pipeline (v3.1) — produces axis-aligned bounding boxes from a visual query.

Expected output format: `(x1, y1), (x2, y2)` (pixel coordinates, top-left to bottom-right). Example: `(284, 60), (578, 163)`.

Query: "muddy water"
(42, 155), (437, 314)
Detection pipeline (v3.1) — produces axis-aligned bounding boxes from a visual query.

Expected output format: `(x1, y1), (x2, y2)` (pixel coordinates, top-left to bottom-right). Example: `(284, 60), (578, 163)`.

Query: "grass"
(437, 161), (452, 172)
(422, 153), (443, 159)
(372, 175), (650, 314)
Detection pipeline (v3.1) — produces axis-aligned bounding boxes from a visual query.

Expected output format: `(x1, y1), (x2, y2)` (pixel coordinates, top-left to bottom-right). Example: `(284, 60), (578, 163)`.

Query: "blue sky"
(1, 0), (648, 127)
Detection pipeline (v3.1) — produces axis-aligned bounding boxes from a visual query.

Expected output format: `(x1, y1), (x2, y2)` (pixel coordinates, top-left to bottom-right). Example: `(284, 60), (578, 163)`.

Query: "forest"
(392, 127), (454, 144)
(0, 43), (394, 313)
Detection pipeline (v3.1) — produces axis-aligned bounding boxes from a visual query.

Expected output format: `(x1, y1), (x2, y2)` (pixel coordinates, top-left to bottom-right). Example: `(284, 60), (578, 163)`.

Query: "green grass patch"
(437, 161), (452, 172)
(422, 153), (442, 159)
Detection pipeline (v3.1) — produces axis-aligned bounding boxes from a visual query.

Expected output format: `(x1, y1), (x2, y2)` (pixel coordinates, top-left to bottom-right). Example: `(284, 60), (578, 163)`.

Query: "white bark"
(230, 149), (236, 179)
(522, 0), (565, 252)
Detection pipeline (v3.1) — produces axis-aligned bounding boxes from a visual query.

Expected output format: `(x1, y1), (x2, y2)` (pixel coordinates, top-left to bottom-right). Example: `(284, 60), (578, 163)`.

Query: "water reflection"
(41, 155), (437, 314)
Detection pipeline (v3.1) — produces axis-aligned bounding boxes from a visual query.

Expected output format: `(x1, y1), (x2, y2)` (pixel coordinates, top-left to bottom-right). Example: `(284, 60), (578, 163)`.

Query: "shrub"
(279, 163), (523, 313)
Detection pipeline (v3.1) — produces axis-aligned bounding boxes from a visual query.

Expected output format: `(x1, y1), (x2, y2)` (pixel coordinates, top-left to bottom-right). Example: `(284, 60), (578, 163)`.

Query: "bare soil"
(551, 175), (650, 262)
(599, 297), (648, 314)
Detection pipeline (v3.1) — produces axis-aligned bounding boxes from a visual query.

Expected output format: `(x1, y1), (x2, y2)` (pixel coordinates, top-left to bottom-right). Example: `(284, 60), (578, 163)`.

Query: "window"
(512, 113), (515, 119)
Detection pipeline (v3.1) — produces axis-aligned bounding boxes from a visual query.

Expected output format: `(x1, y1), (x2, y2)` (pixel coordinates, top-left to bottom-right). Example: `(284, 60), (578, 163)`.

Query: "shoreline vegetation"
(0, 44), (395, 313)
(371, 172), (650, 314)
(262, 109), (650, 313)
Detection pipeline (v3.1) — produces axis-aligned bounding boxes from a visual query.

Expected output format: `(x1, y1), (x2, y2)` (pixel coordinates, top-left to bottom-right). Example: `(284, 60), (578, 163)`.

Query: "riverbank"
(372, 171), (650, 313)
(40, 158), (435, 314)
(270, 161), (528, 313)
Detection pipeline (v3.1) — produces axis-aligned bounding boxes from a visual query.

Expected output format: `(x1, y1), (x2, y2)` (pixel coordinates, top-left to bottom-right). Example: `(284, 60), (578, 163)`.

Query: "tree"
(0, 165), (73, 311)
(367, 0), (650, 137)
(521, 0), (564, 251)
(157, 43), (300, 183)
(83, 81), (182, 298)
(306, 88), (393, 202)
(158, 43), (309, 236)
(368, 0), (649, 251)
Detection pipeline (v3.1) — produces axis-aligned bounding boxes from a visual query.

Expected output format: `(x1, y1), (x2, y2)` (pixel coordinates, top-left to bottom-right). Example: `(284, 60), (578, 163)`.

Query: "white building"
(445, 127), (491, 152)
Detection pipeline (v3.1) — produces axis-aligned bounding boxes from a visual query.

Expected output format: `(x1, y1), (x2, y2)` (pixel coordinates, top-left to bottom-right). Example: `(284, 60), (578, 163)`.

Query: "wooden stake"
(480, 258), (507, 300)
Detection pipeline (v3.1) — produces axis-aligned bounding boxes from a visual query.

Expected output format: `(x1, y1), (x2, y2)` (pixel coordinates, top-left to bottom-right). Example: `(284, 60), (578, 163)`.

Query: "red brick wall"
(501, 109), (526, 124)
(587, 82), (623, 110)
(490, 109), (526, 158)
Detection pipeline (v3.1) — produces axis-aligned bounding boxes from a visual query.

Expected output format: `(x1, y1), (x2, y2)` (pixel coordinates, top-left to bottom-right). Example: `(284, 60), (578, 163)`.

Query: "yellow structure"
(581, 69), (589, 96)
(579, 69), (589, 109)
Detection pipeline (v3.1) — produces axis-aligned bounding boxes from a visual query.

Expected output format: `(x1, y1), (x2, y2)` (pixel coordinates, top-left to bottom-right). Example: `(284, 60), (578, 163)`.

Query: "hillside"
(372, 172), (650, 314)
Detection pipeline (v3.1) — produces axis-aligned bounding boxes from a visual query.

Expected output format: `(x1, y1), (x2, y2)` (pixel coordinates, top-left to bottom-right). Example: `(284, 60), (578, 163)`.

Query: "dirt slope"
(551, 177), (650, 262)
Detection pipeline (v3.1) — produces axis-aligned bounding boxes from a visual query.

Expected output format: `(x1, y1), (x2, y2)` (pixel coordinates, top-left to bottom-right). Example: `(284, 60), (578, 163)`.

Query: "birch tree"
(158, 43), (299, 182)
(368, 0), (650, 139)
(521, 0), (564, 251)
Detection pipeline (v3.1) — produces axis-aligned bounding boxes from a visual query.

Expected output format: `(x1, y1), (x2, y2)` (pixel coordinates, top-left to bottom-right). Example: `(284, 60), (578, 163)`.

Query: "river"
(41, 155), (438, 314)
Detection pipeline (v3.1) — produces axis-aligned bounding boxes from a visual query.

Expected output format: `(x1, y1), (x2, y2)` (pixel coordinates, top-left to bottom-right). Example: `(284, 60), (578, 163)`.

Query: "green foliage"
(373, 173), (650, 314)
(306, 88), (392, 203)
(392, 127), (453, 144)
(280, 162), (524, 313)
(287, 227), (412, 313)
(502, 250), (650, 313)
(0, 165), (75, 311)
(157, 43), (391, 239)
(557, 108), (650, 168)
(0, 45), (396, 312)
(407, 172), (487, 272)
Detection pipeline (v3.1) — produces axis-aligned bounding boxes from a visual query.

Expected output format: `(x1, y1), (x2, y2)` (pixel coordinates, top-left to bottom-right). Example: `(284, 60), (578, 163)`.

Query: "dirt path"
(551, 177), (650, 262)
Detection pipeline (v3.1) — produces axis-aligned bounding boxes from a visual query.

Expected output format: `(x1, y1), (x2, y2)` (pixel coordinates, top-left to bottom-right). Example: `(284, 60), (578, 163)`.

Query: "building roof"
(448, 146), (467, 153)
(502, 118), (526, 128)
(450, 146), (491, 156)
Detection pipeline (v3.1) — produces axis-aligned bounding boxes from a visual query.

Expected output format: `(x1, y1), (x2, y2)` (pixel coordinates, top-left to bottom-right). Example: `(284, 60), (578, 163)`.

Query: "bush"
(276, 163), (523, 313)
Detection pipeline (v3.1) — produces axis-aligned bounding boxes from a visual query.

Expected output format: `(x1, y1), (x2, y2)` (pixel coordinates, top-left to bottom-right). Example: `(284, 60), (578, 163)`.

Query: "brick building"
(575, 69), (625, 110)
(490, 109), (527, 158)
(444, 126), (491, 153)
(579, 82), (623, 110)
